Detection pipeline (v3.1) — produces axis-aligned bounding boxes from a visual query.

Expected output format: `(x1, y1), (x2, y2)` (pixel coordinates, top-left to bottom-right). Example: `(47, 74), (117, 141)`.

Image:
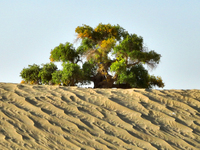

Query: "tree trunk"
(93, 73), (106, 88)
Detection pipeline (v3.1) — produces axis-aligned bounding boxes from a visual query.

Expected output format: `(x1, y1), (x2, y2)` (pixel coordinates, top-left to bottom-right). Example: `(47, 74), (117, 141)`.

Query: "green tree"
(52, 70), (62, 85)
(50, 23), (164, 88)
(38, 63), (58, 85)
(51, 62), (84, 86)
(50, 42), (80, 63)
(20, 64), (41, 84)
(21, 23), (164, 88)
(61, 62), (83, 86)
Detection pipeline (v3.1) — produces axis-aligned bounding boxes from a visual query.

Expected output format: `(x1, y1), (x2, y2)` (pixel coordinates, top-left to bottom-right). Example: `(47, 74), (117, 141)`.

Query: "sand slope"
(0, 83), (200, 150)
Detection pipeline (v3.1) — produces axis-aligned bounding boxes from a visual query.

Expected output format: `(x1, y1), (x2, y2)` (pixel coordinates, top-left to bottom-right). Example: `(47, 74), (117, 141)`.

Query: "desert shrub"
(20, 80), (26, 84)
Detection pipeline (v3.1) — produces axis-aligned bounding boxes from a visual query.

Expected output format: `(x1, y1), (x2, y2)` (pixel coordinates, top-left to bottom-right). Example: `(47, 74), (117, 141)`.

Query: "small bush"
(20, 80), (26, 84)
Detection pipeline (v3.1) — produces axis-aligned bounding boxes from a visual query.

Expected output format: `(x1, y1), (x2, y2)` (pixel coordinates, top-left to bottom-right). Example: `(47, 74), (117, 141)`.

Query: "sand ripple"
(0, 83), (200, 149)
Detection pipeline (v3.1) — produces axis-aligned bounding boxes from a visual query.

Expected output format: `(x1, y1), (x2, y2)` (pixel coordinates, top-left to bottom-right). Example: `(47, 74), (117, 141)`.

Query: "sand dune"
(0, 83), (200, 150)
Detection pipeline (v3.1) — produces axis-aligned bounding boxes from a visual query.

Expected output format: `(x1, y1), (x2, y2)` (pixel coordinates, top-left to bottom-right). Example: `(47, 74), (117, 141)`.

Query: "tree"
(52, 70), (62, 85)
(20, 64), (41, 84)
(60, 62), (83, 86)
(21, 23), (164, 88)
(50, 42), (80, 63)
(50, 23), (164, 88)
(38, 63), (58, 85)
(51, 62), (83, 86)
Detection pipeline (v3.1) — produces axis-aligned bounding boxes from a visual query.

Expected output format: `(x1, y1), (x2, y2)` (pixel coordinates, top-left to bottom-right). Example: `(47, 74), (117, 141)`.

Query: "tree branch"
(127, 61), (140, 67)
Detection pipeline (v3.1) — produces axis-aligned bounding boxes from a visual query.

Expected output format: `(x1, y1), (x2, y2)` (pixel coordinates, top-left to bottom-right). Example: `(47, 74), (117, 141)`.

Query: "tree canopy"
(20, 23), (164, 88)
(20, 64), (41, 84)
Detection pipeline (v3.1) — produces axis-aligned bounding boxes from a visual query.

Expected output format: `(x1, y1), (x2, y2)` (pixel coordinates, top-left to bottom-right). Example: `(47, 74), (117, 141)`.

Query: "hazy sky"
(1, 0), (200, 89)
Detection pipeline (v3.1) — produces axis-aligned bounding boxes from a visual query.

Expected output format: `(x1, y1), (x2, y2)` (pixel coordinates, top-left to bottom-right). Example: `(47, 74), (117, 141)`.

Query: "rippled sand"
(0, 83), (200, 150)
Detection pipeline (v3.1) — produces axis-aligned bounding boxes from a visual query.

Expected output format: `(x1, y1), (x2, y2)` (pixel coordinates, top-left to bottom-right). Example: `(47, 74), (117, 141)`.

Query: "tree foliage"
(50, 42), (79, 63)
(20, 23), (164, 88)
(51, 70), (62, 85)
(20, 64), (41, 84)
(38, 63), (58, 84)
(20, 63), (58, 85)
(60, 62), (83, 86)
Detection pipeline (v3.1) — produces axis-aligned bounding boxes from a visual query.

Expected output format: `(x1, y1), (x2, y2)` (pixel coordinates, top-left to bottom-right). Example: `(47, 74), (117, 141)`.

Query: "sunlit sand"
(0, 83), (200, 149)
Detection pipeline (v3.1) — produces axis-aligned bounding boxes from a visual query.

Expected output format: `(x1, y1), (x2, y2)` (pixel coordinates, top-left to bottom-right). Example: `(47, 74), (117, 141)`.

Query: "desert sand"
(0, 83), (200, 150)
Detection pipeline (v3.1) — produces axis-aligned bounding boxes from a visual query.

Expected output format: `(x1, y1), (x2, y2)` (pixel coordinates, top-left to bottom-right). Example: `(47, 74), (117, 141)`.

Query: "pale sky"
(1, 0), (200, 89)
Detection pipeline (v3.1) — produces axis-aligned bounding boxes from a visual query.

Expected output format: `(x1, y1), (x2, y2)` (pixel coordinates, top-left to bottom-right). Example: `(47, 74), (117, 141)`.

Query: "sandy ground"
(0, 83), (200, 150)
